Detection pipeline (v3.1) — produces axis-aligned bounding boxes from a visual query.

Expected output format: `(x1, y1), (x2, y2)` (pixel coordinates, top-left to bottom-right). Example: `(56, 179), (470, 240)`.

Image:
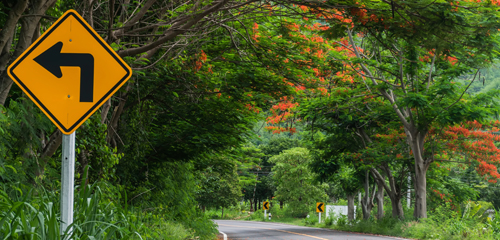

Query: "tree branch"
(117, 0), (229, 57)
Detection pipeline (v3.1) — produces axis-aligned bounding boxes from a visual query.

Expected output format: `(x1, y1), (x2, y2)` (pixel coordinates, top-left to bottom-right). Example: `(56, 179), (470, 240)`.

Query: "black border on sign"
(8, 12), (131, 133)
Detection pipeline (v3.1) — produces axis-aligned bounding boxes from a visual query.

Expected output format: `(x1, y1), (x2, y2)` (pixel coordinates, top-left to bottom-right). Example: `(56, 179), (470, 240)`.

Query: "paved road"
(214, 220), (407, 240)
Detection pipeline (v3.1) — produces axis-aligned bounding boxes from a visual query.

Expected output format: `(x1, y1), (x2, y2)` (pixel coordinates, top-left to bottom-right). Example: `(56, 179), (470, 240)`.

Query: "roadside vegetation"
(209, 199), (500, 239)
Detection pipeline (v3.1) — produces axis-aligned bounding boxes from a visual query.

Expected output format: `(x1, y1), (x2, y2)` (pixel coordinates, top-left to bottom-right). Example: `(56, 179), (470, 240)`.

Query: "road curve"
(214, 220), (408, 240)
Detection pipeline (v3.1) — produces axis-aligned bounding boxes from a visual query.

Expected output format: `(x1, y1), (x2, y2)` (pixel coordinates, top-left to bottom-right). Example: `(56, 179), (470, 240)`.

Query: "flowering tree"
(316, 0), (500, 218)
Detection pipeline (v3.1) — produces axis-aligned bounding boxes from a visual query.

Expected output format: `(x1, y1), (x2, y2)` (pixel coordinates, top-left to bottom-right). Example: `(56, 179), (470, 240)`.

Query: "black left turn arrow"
(34, 41), (94, 102)
(264, 202), (269, 209)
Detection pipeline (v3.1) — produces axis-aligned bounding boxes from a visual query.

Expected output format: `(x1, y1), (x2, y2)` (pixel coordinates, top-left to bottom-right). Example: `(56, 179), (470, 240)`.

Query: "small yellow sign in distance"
(263, 201), (269, 210)
(7, 9), (132, 135)
(316, 202), (324, 213)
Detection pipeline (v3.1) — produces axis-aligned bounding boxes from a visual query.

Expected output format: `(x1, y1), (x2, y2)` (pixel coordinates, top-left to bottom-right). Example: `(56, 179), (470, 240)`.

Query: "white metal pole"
(358, 192), (361, 206)
(407, 175), (411, 209)
(61, 132), (75, 238)
(319, 212), (321, 224)
(264, 209), (266, 219)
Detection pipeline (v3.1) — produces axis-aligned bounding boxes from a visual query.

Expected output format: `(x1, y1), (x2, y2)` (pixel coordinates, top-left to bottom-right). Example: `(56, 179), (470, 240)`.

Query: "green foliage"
(302, 212), (319, 226)
(234, 144), (264, 188)
(267, 200), (500, 240)
(0, 182), (195, 239)
(427, 163), (480, 210)
(258, 137), (303, 158)
(324, 214), (334, 227)
(196, 154), (242, 212)
(270, 147), (328, 217)
(117, 161), (218, 238)
(0, 99), (53, 181)
(487, 208), (500, 235)
(308, 131), (366, 198)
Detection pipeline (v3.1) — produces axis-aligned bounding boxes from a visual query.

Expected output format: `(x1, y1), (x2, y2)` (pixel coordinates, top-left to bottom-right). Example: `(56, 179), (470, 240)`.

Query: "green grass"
(0, 182), (194, 240)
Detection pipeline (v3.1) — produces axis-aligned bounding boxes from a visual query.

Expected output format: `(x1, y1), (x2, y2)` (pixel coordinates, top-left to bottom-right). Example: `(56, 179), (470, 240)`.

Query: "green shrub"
(0, 182), (200, 240)
(324, 215), (334, 226)
(246, 209), (264, 221)
(336, 214), (347, 227)
(332, 199), (347, 205)
(302, 212), (318, 226)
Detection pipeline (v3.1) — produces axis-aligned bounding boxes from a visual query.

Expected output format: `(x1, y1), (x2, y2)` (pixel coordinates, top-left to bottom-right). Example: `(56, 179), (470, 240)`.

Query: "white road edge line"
(219, 231), (227, 240)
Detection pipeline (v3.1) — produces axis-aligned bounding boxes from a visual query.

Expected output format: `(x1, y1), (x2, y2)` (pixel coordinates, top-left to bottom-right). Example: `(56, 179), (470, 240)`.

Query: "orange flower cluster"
(375, 128), (407, 144)
(245, 103), (260, 113)
(430, 188), (454, 207)
(349, 7), (369, 25)
(252, 22), (260, 42)
(440, 121), (500, 182)
(446, 56), (458, 66)
(265, 96), (301, 133)
(264, 126), (297, 134)
(432, 189), (446, 200)
(194, 50), (207, 72)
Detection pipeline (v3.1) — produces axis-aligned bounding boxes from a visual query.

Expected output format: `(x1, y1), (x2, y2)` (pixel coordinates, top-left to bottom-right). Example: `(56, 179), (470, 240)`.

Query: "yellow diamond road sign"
(316, 202), (324, 213)
(263, 201), (269, 210)
(7, 10), (132, 134)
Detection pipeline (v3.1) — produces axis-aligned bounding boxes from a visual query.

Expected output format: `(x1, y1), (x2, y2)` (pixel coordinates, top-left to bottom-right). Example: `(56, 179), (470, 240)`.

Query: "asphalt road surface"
(214, 220), (408, 240)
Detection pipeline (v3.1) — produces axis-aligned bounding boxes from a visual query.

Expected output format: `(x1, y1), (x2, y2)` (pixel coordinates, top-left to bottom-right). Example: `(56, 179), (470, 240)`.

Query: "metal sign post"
(264, 210), (267, 219)
(60, 132), (75, 237)
(316, 202), (324, 224)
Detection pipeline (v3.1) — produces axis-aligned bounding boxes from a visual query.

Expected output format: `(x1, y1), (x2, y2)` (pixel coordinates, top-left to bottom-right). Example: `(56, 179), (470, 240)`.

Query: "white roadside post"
(319, 212), (321, 224)
(60, 132), (76, 237)
(264, 209), (267, 219)
(407, 176), (411, 209)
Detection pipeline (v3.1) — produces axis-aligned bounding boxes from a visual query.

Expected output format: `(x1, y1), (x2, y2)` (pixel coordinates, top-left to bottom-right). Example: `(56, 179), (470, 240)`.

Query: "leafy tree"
(196, 159), (242, 218)
(270, 147), (328, 217)
(309, 131), (367, 220)
(309, 0), (500, 218)
(243, 136), (303, 210)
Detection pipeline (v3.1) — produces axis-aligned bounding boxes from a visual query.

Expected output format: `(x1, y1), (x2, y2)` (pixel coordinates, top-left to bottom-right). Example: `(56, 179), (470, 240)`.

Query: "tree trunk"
(101, 99), (112, 124)
(280, 201), (283, 209)
(35, 129), (62, 177)
(347, 193), (355, 221)
(414, 161), (427, 219)
(411, 131), (429, 219)
(371, 167), (404, 219)
(221, 207), (224, 219)
(0, 0), (28, 105)
(361, 170), (373, 220)
(376, 180), (384, 220)
(390, 194), (404, 219)
(0, 0), (28, 54)
(0, 0), (58, 106)
(250, 199), (254, 212)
